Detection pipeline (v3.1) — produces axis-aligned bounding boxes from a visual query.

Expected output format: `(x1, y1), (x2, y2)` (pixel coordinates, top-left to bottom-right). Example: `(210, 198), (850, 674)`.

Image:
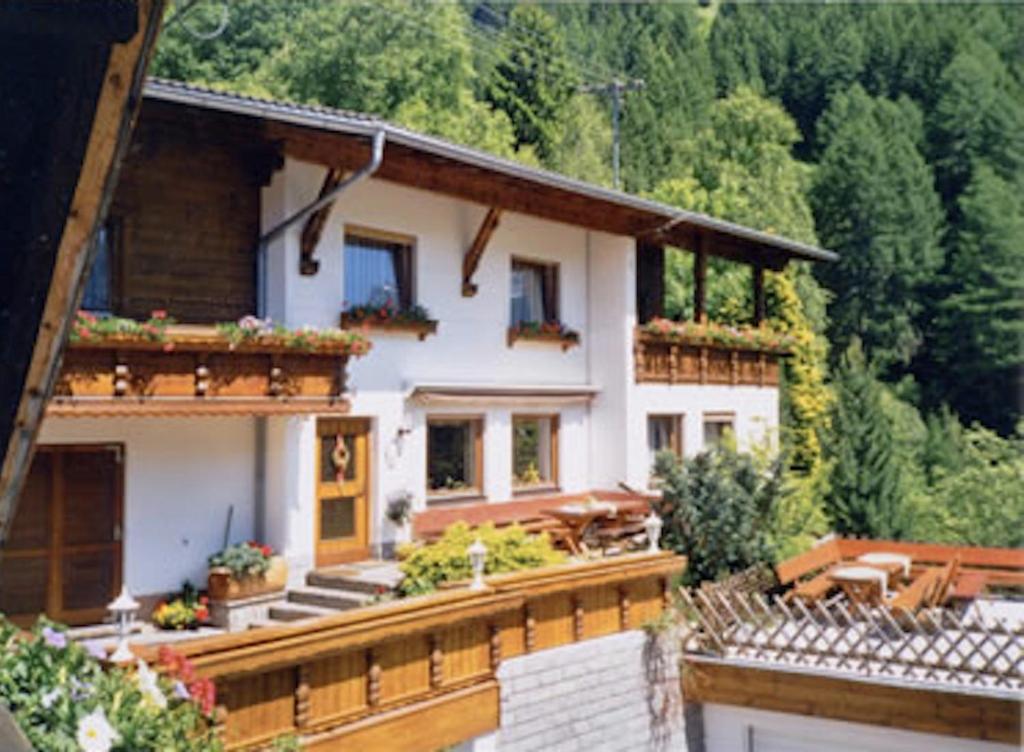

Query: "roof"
(143, 78), (838, 266)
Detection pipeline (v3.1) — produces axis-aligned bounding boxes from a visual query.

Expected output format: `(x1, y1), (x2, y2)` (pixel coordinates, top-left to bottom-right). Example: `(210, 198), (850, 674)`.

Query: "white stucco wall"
(702, 703), (1017, 752)
(37, 417), (256, 596)
(257, 160), (783, 557)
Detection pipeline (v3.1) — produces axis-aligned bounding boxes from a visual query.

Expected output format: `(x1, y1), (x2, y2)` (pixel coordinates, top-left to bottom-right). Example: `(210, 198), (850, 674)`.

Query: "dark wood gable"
(108, 101), (280, 323)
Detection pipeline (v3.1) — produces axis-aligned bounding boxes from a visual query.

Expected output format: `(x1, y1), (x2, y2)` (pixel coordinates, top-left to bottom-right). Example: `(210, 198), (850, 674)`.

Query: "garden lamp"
(107, 585), (139, 663)
(468, 539), (487, 590)
(643, 512), (663, 554)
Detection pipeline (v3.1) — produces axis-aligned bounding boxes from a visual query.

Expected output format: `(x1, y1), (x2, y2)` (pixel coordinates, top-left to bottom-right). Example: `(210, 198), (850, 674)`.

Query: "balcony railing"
(634, 321), (789, 387)
(136, 552), (684, 751)
(50, 321), (370, 417)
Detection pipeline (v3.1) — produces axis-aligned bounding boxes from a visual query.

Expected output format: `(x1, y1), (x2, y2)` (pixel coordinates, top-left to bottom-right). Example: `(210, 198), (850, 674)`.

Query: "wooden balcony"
(634, 327), (784, 387)
(137, 552), (683, 751)
(49, 324), (369, 417)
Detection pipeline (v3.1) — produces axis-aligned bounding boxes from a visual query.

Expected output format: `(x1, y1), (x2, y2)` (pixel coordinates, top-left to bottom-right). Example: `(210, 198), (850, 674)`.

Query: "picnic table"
(543, 502), (616, 555)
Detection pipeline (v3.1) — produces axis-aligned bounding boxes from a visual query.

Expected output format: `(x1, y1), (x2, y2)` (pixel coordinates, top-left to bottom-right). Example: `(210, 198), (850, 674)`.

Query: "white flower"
(135, 658), (167, 709)
(40, 687), (61, 709)
(76, 707), (119, 752)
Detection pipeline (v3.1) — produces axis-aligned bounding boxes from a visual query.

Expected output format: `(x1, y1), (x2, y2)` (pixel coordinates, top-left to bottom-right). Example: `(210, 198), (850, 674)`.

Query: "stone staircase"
(253, 561), (404, 628)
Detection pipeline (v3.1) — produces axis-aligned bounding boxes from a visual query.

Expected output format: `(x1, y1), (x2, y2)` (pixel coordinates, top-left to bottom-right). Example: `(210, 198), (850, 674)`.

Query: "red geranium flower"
(151, 309), (168, 320)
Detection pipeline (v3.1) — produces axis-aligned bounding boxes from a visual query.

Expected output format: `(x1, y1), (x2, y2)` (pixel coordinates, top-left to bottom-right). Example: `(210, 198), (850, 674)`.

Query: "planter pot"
(207, 555), (288, 601)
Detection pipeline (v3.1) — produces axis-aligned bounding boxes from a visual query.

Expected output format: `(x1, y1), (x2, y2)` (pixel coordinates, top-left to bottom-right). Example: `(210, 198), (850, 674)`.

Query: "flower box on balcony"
(53, 313), (371, 413)
(507, 322), (580, 351)
(635, 319), (791, 387)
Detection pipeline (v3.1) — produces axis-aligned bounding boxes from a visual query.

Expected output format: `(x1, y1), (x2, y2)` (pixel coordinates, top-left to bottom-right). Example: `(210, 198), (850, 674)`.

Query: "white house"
(3, 79), (835, 622)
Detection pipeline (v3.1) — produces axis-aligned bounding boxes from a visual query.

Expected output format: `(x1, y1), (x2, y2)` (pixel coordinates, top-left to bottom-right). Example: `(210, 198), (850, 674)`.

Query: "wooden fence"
(678, 588), (1023, 691)
(634, 330), (781, 386)
(138, 552), (683, 751)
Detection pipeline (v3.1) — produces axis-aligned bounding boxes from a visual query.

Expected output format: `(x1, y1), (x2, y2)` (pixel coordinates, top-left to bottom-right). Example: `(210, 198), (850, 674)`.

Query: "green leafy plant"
(397, 522), (566, 596)
(653, 444), (783, 587)
(0, 618), (220, 751)
(384, 492), (413, 525)
(70, 310), (174, 344)
(208, 541), (274, 579)
(215, 315), (370, 355)
(641, 317), (796, 353)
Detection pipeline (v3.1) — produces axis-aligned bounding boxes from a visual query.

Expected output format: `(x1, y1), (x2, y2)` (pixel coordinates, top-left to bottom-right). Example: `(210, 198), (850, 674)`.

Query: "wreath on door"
(331, 434), (351, 481)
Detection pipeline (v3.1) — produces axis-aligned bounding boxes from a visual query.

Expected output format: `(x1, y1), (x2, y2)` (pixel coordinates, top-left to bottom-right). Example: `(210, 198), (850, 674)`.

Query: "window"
(513, 415), (558, 490)
(648, 415), (682, 483)
(510, 259), (559, 326)
(344, 229), (414, 309)
(703, 413), (735, 449)
(81, 219), (118, 312)
(427, 418), (483, 498)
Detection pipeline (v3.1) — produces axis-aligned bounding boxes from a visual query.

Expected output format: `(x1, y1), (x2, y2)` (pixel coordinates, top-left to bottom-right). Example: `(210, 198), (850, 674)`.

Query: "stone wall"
(492, 629), (684, 752)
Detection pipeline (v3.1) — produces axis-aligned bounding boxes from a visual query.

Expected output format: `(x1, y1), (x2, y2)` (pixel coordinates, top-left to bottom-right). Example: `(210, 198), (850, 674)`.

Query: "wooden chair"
(927, 556), (961, 608)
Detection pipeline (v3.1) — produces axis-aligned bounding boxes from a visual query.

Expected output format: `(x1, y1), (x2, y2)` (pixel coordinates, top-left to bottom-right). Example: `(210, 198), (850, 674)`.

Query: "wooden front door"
(0, 445), (123, 626)
(315, 419), (370, 566)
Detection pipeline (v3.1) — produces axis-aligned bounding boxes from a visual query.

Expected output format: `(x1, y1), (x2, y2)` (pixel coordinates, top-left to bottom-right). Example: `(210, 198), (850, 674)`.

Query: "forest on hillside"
(153, 1), (1023, 552)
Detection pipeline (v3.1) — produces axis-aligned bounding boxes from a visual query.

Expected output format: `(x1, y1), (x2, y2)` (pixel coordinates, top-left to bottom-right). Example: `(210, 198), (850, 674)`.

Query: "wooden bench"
(777, 539), (842, 602)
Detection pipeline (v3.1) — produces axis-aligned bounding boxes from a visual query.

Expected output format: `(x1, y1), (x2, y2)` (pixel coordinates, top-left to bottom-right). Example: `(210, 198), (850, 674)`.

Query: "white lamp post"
(468, 539), (487, 591)
(643, 512), (663, 554)
(106, 585), (139, 664)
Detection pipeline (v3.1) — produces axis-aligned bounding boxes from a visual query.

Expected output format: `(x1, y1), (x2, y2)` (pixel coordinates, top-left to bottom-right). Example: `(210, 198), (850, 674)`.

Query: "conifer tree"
(824, 340), (909, 539)
(811, 85), (944, 374)
(485, 4), (577, 161)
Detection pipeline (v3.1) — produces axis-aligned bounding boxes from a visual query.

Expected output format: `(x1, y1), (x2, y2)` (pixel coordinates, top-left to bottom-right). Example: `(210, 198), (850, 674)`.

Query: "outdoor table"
(829, 565), (891, 605)
(543, 503), (615, 556)
(857, 552), (912, 578)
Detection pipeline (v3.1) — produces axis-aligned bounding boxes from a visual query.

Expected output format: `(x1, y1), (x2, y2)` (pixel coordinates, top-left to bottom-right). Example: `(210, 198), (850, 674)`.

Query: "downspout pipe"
(257, 128), (386, 316)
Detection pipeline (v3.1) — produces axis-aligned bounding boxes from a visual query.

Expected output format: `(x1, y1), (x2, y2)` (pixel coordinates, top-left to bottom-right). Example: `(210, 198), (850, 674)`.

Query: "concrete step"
(307, 562), (404, 594)
(287, 586), (373, 610)
(269, 601), (339, 623)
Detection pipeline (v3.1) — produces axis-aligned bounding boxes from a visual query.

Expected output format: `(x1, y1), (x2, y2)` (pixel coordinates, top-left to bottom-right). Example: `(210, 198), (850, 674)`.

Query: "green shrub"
(653, 445), (783, 587)
(398, 522), (566, 596)
(0, 617), (220, 751)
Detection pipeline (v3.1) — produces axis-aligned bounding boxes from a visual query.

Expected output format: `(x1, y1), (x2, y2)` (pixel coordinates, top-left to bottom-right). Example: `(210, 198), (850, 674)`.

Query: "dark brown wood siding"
(109, 101), (278, 323)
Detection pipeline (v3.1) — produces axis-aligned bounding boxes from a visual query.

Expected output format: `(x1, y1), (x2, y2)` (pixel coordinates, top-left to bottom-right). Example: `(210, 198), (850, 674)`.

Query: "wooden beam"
(683, 658), (1022, 746)
(0, 0), (165, 545)
(299, 167), (345, 276)
(462, 207), (501, 297)
(693, 238), (707, 323)
(635, 240), (665, 324)
(753, 261), (766, 326)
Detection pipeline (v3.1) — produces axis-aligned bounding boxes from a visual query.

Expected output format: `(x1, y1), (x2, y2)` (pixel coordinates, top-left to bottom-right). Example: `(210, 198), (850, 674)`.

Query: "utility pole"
(580, 78), (645, 190)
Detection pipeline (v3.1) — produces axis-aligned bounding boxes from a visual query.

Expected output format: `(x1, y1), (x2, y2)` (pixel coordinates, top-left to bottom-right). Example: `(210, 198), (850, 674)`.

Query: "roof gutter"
(257, 129), (386, 316)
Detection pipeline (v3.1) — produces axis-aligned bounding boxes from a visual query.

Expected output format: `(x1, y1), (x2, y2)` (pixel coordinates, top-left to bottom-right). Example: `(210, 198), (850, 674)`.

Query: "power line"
(472, 2), (623, 85)
(579, 78), (645, 189)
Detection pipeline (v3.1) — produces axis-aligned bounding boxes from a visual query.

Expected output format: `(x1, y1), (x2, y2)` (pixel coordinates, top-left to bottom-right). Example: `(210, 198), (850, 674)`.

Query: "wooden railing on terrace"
(50, 324), (359, 417)
(137, 552), (683, 752)
(634, 328), (781, 386)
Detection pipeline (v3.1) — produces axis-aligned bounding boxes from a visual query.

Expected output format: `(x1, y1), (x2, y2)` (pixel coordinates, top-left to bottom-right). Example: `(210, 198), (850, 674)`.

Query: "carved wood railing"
(634, 328), (782, 386)
(137, 552), (684, 752)
(50, 325), (360, 416)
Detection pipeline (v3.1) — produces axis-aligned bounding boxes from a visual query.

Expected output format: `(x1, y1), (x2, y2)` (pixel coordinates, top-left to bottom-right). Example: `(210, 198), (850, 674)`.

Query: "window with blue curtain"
(344, 233), (413, 309)
(81, 221), (115, 312)
(510, 259), (558, 325)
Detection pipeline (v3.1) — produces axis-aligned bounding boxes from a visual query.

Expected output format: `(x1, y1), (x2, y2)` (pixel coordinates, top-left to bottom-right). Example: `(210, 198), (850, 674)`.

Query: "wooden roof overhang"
(142, 79), (837, 271)
(47, 325), (357, 418)
(0, 0), (165, 544)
